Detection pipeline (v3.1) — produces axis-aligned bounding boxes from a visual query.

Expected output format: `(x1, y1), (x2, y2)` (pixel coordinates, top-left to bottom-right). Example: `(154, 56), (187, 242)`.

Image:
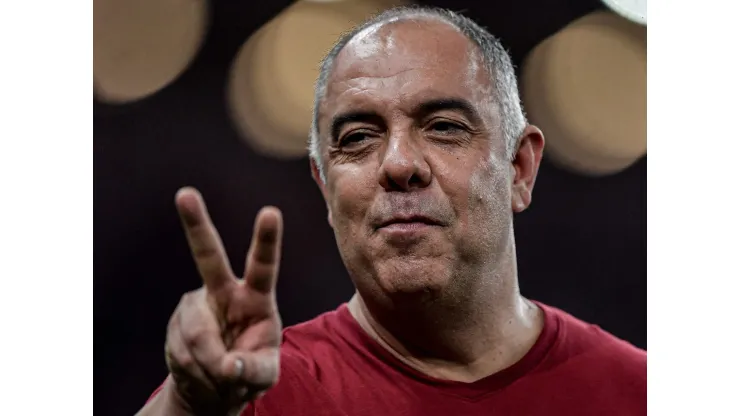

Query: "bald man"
(137, 6), (646, 416)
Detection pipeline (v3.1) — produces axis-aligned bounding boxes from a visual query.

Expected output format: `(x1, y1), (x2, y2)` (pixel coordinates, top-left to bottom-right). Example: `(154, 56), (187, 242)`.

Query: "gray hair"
(308, 6), (527, 182)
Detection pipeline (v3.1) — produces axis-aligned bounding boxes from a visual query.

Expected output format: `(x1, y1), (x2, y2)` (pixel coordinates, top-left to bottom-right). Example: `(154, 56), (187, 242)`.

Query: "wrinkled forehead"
(319, 19), (493, 123)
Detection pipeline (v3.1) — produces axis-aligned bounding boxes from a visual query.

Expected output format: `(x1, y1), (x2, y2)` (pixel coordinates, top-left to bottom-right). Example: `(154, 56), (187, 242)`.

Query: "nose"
(377, 134), (432, 191)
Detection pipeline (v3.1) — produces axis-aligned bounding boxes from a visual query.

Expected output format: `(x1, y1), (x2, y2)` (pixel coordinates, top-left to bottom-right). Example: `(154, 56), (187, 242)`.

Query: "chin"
(373, 258), (451, 298)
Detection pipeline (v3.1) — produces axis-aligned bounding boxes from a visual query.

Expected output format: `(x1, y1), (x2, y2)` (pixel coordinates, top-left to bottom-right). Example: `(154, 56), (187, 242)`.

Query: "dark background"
(94, 0), (645, 415)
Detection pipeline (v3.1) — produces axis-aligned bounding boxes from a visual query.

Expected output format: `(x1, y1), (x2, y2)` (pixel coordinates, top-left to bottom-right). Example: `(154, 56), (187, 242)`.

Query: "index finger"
(175, 187), (235, 295)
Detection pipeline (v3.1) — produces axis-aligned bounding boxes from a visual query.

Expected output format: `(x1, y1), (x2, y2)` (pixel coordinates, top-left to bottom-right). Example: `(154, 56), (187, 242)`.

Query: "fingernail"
(234, 358), (244, 378)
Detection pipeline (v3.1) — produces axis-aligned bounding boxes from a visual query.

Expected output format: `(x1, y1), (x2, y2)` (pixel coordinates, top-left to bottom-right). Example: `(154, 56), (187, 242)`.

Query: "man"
(137, 6), (646, 416)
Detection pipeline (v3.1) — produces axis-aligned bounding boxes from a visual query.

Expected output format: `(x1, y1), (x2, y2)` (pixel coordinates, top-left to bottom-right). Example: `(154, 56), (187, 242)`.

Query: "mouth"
(376, 215), (442, 230)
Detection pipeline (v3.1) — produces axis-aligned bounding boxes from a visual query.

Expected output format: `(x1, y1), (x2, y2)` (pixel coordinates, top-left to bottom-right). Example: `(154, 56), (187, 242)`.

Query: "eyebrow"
(412, 98), (481, 124)
(328, 97), (482, 143)
(330, 111), (382, 143)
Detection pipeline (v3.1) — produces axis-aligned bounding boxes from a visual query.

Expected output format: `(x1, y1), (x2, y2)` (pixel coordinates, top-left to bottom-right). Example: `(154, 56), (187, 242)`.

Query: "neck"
(348, 263), (543, 382)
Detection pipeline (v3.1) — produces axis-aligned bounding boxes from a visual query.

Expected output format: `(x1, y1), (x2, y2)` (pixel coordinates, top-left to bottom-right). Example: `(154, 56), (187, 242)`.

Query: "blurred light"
(227, 0), (406, 159)
(602, 0), (647, 26)
(521, 11), (647, 176)
(94, 0), (208, 104)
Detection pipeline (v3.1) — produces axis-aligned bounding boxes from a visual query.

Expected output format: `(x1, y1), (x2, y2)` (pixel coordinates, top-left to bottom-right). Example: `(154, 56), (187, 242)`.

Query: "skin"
(137, 191), (284, 416)
(137, 16), (547, 416)
(311, 19), (546, 381)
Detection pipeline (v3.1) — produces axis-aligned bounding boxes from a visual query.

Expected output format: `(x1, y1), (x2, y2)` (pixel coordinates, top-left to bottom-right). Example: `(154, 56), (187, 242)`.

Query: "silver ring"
(234, 358), (245, 378)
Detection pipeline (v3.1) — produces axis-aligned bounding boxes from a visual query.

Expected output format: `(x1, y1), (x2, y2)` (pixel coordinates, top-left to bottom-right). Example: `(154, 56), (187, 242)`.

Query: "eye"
(339, 131), (371, 146)
(429, 121), (464, 135)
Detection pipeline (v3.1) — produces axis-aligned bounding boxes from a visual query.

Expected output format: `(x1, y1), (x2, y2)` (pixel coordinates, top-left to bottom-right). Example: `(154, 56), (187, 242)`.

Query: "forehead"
(320, 19), (492, 118)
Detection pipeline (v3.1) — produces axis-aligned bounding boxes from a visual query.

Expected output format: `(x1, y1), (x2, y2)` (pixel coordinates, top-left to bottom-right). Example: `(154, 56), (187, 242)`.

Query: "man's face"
(314, 20), (541, 301)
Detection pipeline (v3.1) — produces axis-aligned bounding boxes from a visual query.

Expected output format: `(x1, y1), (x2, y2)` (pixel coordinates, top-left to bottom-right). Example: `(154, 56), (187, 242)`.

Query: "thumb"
(221, 349), (280, 391)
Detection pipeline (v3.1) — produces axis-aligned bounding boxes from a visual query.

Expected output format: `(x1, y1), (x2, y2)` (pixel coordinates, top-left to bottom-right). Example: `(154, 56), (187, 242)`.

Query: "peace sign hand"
(163, 187), (283, 416)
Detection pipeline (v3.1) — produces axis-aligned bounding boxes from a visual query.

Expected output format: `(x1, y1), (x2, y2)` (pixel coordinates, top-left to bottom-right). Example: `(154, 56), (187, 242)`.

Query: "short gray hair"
(308, 6), (527, 182)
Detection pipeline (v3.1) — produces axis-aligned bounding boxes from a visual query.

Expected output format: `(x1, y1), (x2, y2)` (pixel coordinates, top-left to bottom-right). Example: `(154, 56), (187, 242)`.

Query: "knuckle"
(252, 249), (277, 268)
(179, 292), (193, 306)
(191, 236), (220, 259)
(250, 354), (280, 389)
(257, 225), (279, 245)
(179, 288), (204, 305)
(249, 261), (275, 278)
(179, 292), (215, 349)
(182, 323), (208, 348)
(190, 287), (207, 302)
(167, 311), (178, 330)
(165, 344), (195, 370)
(177, 352), (196, 369)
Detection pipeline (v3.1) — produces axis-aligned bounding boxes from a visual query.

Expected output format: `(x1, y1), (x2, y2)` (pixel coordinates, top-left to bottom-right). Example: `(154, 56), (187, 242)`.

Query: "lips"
(377, 215), (442, 229)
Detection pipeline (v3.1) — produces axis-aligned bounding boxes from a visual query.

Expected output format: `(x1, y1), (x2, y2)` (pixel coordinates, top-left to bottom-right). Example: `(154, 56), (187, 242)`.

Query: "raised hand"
(163, 187), (283, 416)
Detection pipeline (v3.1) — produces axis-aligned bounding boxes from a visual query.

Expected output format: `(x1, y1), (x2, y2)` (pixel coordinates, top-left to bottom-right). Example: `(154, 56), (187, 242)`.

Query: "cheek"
(460, 157), (512, 231)
(327, 166), (376, 228)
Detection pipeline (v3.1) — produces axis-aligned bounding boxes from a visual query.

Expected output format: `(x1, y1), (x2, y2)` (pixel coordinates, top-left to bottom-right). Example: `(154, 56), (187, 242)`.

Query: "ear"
(511, 125), (545, 213)
(310, 158), (334, 228)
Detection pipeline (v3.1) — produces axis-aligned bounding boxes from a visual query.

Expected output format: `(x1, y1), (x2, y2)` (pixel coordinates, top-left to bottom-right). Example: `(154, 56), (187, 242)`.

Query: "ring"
(234, 358), (245, 378)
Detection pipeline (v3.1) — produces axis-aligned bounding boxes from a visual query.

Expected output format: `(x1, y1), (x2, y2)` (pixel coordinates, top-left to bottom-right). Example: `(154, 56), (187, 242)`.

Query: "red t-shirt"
(150, 302), (646, 415)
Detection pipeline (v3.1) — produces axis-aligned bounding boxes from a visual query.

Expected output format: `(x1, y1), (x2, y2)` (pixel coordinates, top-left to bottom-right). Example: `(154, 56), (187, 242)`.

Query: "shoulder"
(522, 303), (645, 414)
(245, 306), (356, 416)
(540, 303), (646, 381)
(278, 305), (353, 378)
